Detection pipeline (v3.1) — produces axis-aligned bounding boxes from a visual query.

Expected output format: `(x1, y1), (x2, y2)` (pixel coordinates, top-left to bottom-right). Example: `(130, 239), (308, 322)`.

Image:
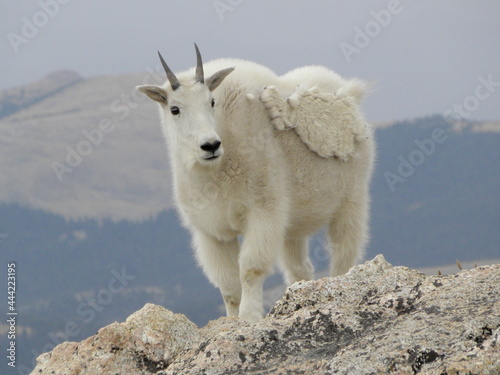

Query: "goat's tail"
(337, 79), (373, 105)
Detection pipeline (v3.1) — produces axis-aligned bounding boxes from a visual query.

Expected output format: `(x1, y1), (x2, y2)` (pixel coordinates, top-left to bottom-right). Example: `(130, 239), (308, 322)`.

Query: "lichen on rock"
(31, 255), (500, 375)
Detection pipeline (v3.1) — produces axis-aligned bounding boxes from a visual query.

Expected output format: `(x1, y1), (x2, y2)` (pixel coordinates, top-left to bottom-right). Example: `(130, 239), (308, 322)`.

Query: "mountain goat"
(137, 44), (374, 323)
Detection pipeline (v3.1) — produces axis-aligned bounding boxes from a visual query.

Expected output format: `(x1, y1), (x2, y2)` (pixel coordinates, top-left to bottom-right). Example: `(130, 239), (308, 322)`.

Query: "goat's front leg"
(238, 210), (285, 323)
(192, 230), (241, 317)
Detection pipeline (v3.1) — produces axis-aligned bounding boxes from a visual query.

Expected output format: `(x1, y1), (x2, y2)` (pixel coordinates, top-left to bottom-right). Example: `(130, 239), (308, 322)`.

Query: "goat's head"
(137, 44), (234, 169)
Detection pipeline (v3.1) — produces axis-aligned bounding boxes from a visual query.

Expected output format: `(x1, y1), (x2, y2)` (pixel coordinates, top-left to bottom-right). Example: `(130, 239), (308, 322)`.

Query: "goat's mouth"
(204, 154), (219, 160)
(200, 149), (223, 162)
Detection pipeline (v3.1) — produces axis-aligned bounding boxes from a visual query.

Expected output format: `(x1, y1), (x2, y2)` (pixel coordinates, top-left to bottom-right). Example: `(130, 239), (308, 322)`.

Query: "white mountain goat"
(136, 44), (375, 323)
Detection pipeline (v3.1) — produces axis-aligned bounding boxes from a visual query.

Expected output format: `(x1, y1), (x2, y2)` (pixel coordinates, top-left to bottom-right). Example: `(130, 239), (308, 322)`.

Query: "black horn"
(158, 51), (180, 90)
(194, 43), (204, 84)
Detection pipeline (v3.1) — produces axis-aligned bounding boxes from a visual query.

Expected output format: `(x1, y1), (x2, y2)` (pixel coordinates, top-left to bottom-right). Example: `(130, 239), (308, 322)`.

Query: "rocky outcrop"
(31, 255), (500, 374)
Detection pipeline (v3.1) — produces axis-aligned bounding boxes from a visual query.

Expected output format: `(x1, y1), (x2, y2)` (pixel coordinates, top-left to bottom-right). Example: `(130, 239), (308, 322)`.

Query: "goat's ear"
(136, 85), (169, 104)
(206, 67), (235, 92)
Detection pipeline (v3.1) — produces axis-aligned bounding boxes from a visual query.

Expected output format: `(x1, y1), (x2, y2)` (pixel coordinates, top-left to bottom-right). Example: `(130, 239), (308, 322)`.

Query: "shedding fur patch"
(260, 85), (368, 161)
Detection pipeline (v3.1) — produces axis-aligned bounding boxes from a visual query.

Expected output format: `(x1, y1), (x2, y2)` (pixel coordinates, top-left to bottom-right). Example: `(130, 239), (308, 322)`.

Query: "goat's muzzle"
(200, 139), (223, 161)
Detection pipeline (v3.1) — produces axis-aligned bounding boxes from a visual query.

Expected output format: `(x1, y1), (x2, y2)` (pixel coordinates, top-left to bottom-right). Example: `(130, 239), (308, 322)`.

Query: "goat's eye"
(170, 106), (180, 115)
(211, 99), (215, 108)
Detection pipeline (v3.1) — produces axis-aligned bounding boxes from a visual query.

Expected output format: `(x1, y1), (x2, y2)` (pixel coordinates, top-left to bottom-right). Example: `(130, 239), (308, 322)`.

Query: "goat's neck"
(174, 157), (223, 192)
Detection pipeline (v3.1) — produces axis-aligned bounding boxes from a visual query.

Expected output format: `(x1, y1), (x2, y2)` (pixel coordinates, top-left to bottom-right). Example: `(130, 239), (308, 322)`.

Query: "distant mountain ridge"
(0, 70), (82, 120)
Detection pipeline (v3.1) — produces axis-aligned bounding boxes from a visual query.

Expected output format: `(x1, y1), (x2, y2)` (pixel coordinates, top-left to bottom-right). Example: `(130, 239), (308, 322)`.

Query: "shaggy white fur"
(260, 84), (369, 160)
(137, 50), (375, 323)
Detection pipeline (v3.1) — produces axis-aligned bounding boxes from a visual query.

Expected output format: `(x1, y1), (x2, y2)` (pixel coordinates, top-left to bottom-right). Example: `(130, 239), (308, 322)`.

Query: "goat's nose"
(200, 140), (221, 152)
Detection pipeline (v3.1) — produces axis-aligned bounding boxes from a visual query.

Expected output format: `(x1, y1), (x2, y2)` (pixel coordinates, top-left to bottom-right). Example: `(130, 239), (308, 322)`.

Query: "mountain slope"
(0, 70), (171, 221)
(0, 70), (82, 120)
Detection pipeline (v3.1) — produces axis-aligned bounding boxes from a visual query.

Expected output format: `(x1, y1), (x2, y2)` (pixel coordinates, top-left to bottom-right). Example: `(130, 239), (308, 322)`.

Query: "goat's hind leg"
(192, 231), (241, 316)
(327, 193), (369, 276)
(280, 236), (314, 285)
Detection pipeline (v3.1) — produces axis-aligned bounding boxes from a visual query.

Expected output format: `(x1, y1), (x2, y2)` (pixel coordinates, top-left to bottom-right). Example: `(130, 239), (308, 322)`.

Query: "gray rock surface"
(31, 304), (202, 374)
(31, 255), (500, 374)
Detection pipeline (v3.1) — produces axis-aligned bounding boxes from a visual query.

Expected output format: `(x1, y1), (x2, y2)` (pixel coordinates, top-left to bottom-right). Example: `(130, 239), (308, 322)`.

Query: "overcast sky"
(1, 1), (499, 123)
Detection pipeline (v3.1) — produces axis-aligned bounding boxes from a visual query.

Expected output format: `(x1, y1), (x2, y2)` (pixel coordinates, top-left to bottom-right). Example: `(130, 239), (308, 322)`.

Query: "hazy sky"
(1, 1), (499, 123)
